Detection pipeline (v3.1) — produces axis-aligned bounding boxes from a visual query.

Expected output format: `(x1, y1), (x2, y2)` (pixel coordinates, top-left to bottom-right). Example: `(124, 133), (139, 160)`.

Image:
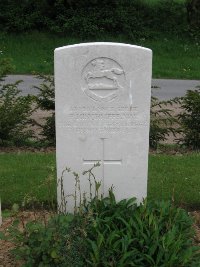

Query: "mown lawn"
(0, 153), (56, 208)
(0, 32), (199, 79)
(148, 153), (200, 209)
(0, 152), (200, 209)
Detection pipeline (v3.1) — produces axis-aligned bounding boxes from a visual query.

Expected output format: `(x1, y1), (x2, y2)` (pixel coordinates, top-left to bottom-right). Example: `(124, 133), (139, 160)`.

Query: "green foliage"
(85, 194), (200, 267)
(35, 74), (55, 111)
(50, 2), (149, 39)
(42, 113), (55, 145)
(0, 0), (189, 39)
(0, 53), (34, 146)
(0, 57), (14, 80)
(0, 81), (34, 146)
(5, 214), (85, 267)
(0, 0), (48, 32)
(150, 95), (178, 149)
(186, 0), (200, 35)
(178, 88), (200, 150)
(2, 192), (200, 266)
(34, 74), (55, 145)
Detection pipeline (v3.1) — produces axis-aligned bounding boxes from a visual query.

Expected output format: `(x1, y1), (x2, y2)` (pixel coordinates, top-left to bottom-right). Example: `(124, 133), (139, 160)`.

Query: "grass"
(0, 152), (200, 209)
(0, 153), (56, 209)
(0, 32), (200, 79)
(148, 153), (200, 209)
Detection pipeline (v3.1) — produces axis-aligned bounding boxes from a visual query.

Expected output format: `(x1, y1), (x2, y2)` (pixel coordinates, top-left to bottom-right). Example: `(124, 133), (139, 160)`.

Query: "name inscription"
(58, 106), (148, 134)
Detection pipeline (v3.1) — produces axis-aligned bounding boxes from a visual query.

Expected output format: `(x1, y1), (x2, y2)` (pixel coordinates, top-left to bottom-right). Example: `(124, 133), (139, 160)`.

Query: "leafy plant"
(34, 74), (55, 145)
(0, 57), (14, 80)
(6, 214), (85, 267)
(35, 74), (55, 111)
(85, 195), (200, 267)
(2, 176), (199, 266)
(0, 53), (34, 146)
(177, 88), (200, 150)
(0, 80), (34, 146)
(150, 96), (178, 149)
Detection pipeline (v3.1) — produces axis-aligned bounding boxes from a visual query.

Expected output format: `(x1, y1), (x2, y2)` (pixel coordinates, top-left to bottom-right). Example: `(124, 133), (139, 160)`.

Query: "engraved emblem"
(82, 57), (125, 102)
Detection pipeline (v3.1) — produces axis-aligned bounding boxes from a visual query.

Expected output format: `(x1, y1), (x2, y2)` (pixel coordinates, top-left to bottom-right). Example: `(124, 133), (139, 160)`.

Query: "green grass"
(148, 153), (200, 209)
(143, 38), (200, 79)
(0, 32), (200, 79)
(0, 152), (200, 209)
(0, 153), (56, 208)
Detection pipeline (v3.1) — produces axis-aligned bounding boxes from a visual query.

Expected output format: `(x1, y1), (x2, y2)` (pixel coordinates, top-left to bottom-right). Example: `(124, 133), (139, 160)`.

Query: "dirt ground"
(0, 210), (200, 267)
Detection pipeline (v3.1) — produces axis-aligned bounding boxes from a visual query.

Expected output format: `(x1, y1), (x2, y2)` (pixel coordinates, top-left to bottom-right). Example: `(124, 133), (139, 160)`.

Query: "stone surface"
(55, 42), (152, 212)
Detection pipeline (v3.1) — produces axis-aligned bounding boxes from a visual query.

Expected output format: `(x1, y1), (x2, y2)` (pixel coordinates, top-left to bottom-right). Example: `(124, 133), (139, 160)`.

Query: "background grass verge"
(0, 152), (200, 209)
(0, 32), (200, 79)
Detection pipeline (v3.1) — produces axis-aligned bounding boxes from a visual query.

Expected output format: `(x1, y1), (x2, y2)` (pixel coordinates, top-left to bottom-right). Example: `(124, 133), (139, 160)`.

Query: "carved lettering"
(58, 105), (148, 134)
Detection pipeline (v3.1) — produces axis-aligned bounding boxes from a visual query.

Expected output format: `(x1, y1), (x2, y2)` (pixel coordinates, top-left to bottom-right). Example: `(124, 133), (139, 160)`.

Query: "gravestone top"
(55, 42), (152, 212)
(55, 42), (151, 50)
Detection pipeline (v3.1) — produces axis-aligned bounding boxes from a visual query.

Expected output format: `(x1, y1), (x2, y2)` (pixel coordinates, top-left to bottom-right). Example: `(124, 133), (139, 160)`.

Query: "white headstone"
(55, 42), (152, 212)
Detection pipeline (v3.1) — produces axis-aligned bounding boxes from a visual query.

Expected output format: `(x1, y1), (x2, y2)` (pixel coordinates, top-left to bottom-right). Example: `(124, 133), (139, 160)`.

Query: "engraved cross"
(83, 138), (122, 192)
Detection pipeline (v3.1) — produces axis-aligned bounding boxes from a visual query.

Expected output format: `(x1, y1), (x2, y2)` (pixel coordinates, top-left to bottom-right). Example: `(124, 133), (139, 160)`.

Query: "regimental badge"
(82, 57), (126, 102)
